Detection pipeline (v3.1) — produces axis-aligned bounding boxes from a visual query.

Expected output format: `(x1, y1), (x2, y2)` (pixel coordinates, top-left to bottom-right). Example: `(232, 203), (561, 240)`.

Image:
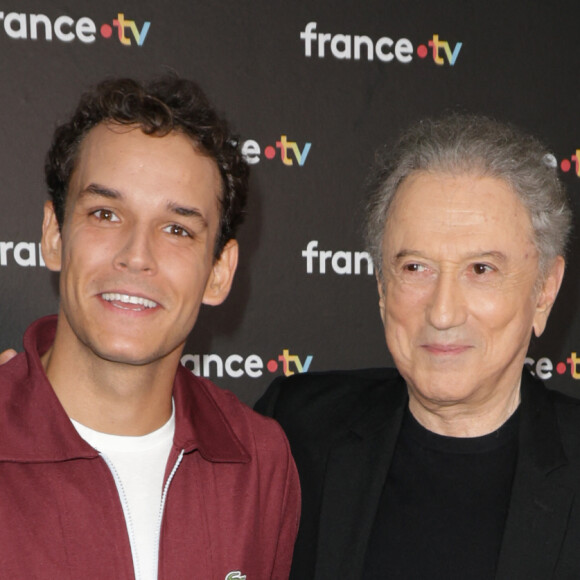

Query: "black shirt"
(363, 406), (519, 579)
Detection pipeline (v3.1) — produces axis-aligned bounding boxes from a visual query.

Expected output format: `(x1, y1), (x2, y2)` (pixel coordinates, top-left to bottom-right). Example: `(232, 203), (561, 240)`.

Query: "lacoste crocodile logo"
(225, 571), (246, 580)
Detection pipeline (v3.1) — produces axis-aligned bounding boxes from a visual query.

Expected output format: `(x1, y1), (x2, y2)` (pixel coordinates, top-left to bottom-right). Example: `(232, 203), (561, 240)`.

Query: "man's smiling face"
(42, 122), (237, 367)
(377, 171), (563, 414)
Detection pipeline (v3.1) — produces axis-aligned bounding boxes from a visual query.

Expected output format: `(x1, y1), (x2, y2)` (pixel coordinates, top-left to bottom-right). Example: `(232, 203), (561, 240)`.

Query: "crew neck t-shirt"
(71, 407), (175, 580)
(363, 406), (519, 579)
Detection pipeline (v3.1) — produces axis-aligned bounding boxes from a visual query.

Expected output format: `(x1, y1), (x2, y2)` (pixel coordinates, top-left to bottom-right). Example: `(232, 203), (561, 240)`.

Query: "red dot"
(267, 360), (278, 373)
(417, 45), (428, 58)
(561, 159), (571, 172)
(556, 362), (567, 374)
(100, 24), (113, 38)
(264, 146), (276, 159)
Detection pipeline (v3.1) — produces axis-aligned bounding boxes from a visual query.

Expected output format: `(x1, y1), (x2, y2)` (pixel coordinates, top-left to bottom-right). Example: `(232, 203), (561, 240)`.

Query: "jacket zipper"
(101, 453), (141, 580)
(154, 449), (185, 577)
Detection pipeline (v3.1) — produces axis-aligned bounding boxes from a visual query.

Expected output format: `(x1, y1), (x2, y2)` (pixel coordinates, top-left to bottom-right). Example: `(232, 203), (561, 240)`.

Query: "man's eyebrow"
(81, 183), (122, 199)
(393, 249), (508, 262)
(467, 250), (508, 263)
(166, 202), (208, 227)
(393, 249), (427, 261)
(79, 185), (209, 227)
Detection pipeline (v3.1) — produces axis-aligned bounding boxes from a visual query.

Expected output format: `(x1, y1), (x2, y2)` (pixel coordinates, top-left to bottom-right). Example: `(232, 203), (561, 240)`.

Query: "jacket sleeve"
(270, 428), (301, 579)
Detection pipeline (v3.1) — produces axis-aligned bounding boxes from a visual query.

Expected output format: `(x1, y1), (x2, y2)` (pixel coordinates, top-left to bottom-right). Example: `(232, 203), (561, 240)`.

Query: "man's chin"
(405, 369), (478, 405)
(89, 343), (173, 367)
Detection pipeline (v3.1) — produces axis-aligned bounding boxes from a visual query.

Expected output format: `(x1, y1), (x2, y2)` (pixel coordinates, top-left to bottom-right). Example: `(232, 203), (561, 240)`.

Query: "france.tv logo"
(242, 135), (312, 166)
(182, 348), (314, 379)
(300, 22), (462, 66)
(526, 353), (580, 381)
(0, 11), (150, 46)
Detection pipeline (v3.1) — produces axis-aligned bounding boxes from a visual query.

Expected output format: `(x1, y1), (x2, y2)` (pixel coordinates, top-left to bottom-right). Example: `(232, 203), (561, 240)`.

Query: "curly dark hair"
(45, 75), (249, 258)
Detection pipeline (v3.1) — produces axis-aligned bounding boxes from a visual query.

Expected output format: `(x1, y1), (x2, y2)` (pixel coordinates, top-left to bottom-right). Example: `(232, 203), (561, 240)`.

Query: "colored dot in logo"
(267, 359), (278, 373)
(556, 362), (567, 374)
(417, 45), (428, 58)
(561, 159), (571, 172)
(264, 146), (276, 160)
(100, 24), (113, 38)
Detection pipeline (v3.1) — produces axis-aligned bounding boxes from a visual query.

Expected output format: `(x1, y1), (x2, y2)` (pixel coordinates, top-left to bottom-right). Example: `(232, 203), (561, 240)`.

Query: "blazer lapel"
(314, 383), (407, 579)
(496, 373), (573, 580)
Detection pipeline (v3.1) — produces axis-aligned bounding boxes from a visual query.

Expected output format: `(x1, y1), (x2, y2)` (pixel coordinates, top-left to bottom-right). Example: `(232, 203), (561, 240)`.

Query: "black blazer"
(256, 368), (580, 580)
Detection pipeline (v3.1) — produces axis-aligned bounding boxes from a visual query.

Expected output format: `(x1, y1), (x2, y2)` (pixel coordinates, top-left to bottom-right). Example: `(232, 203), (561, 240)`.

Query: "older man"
(256, 115), (580, 579)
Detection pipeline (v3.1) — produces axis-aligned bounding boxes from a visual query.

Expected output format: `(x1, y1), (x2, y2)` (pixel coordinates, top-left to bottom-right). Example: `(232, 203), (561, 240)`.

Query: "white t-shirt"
(71, 408), (175, 580)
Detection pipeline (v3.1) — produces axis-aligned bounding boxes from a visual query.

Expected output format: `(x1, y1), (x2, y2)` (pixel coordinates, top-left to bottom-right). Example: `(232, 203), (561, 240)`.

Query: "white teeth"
(101, 293), (158, 309)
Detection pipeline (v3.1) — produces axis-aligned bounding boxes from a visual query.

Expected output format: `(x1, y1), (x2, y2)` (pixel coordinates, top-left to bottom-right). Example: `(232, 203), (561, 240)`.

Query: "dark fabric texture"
(256, 367), (580, 580)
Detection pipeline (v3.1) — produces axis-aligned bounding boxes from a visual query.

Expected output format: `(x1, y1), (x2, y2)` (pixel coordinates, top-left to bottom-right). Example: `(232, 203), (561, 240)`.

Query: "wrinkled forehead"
(383, 171), (535, 252)
(386, 170), (527, 225)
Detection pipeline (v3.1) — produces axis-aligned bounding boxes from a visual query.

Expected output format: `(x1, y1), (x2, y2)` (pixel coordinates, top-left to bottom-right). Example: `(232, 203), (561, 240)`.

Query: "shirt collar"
(0, 315), (250, 464)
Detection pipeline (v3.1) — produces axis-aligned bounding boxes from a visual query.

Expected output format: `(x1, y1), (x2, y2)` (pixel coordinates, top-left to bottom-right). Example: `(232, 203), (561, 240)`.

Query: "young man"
(0, 76), (299, 579)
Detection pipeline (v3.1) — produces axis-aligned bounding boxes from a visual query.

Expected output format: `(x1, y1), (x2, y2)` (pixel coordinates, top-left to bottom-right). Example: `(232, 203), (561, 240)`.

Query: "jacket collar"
(0, 315), (249, 464)
(172, 365), (250, 463)
(517, 369), (567, 473)
(496, 370), (572, 579)
(315, 373), (407, 578)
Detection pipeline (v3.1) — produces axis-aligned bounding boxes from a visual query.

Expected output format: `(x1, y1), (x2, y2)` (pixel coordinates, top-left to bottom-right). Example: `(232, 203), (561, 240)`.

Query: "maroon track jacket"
(0, 316), (300, 579)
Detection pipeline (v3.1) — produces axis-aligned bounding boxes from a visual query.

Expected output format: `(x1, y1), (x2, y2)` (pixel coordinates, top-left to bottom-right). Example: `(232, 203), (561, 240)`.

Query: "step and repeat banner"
(0, 0), (579, 405)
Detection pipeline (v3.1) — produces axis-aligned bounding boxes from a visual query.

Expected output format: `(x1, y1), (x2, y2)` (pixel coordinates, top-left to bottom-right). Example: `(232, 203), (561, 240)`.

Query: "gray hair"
(365, 114), (572, 280)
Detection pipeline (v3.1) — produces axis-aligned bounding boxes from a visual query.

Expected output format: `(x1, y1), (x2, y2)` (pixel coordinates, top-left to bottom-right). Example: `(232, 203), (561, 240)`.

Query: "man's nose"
(113, 227), (157, 274)
(426, 271), (467, 330)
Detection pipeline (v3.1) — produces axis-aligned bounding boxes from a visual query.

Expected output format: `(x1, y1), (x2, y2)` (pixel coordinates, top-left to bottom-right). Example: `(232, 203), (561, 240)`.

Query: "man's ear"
(41, 201), (62, 272)
(376, 272), (386, 324)
(202, 239), (239, 306)
(532, 255), (565, 337)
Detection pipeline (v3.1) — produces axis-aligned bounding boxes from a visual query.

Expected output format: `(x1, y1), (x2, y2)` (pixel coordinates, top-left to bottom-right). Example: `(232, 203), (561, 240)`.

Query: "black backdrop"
(1, 0), (579, 405)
